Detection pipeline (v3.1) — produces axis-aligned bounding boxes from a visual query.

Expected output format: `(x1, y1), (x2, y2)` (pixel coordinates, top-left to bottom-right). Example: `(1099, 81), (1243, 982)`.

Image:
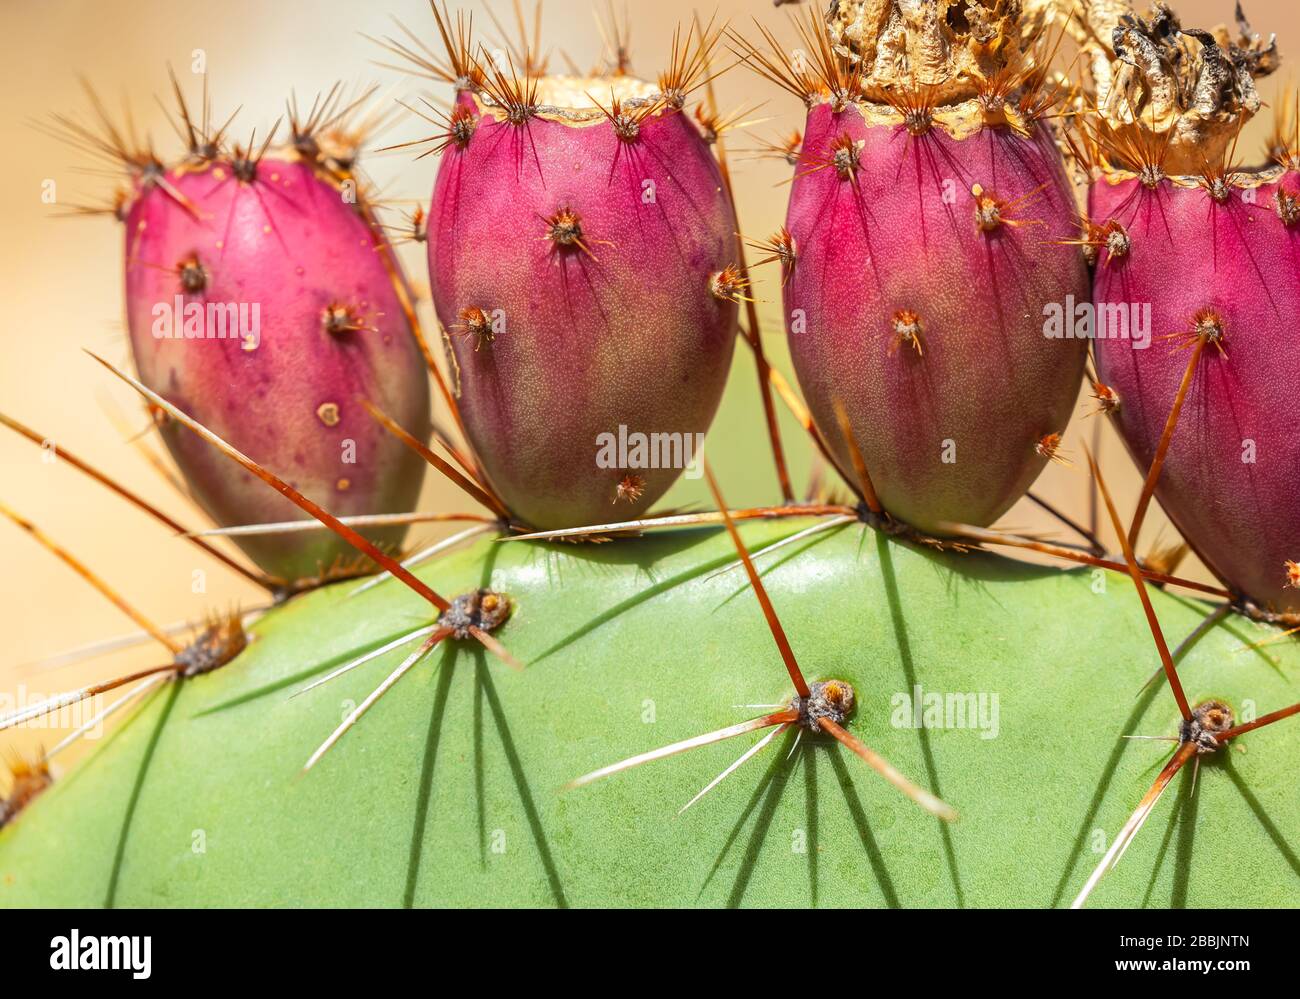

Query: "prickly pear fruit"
(759, 2), (1088, 533)
(121, 135), (430, 586)
(425, 33), (739, 529)
(1080, 6), (1300, 614)
(2, 526), (1298, 907)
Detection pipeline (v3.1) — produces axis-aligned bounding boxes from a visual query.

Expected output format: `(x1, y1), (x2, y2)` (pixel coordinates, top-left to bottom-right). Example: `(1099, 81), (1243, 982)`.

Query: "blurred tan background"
(0, 0), (1291, 771)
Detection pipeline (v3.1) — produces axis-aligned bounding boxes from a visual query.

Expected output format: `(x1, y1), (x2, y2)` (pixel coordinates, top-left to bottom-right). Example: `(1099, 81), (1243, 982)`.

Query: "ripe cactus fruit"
(105, 89), (431, 587)
(1077, 5), (1300, 614)
(2, 526), (1299, 907)
(742, 2), (1090, 534)
(420, 14), (739, 529)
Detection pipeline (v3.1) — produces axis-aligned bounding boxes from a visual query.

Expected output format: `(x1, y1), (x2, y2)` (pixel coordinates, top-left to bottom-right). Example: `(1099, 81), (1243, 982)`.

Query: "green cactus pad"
(2, 523), (1296, 908)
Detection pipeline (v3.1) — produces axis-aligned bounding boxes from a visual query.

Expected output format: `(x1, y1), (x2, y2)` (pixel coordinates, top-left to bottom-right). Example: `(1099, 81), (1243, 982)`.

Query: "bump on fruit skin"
(123, 155), (431, 584)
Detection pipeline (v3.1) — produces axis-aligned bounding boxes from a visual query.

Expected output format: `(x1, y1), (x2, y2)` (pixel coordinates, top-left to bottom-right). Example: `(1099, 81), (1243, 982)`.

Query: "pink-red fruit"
(1083, 6), (1300, 613)
(775, 3), (1089, 533)
(122, 141), (430, 586)
(427, 51), (738, 530)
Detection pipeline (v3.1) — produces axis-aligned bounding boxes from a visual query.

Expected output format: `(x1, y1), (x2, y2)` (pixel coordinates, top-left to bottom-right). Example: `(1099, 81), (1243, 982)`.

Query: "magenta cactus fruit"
(117, 108), (430, 587)
(1081, 7), (1300, 614)
(746, 3), (1089, 534)
(421, 18), (739, 530)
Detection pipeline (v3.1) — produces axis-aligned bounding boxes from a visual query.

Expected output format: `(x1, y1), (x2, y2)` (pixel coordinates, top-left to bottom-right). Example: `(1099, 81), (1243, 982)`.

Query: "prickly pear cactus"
(5, 0), (1300, 914)
(2, 527), (1298, 908)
